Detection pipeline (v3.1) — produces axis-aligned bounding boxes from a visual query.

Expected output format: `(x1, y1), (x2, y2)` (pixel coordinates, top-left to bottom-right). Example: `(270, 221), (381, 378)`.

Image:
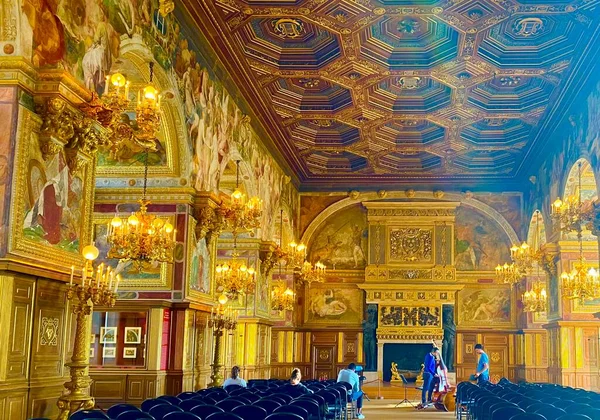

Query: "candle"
(82, 267), (87, 287)
(104, 75), (110, 94)
(69, 265), (74, 286)
(173, 228), (177, 242)
(115, 275), (121, 293)
(125, 81), (130, 100)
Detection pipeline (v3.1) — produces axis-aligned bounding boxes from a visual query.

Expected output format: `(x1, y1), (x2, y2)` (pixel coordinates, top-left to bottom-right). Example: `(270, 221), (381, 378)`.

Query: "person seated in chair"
(337, 363), (365, 419)
(223, 366), (247, 389)
(282, 368), (313, 397)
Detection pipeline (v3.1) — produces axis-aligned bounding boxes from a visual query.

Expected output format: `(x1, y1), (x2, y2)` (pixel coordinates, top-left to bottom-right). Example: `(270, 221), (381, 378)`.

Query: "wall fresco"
(305, 285), (363, 325)
(458, 286), (512, 326)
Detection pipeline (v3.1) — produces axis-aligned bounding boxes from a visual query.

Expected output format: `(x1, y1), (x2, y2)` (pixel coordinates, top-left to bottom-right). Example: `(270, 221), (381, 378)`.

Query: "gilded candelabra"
(271, 280), (295, 312)
(551, 161), (594, 234)
(215, 235), (256, 300)
(57, 245), (119, 420)
(561, 255), (600, 303)
(522, 280), (547, 313)
(208, 295), (237, 387)
(286, 241), (307, 268)
(495, 262), (522, 285)
(298, 260), (326, 285)
(218, 161), (262, 237)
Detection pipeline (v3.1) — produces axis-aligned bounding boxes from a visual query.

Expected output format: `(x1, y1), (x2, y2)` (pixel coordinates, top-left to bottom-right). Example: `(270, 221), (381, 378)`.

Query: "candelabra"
(495, 262), (522, 285)
(218, 161), (262, 237)
(286, 241), (307, 268)
(271, 281), (295, 312)
(522, 280), (547, 313)
(56, 245), (119, 420)
(561, 256), (600, 303)
(298, 260), (326, 285)
(208, 295), (238, 387)
(551, 161), (594, 234)
(510, 241), (534, 274)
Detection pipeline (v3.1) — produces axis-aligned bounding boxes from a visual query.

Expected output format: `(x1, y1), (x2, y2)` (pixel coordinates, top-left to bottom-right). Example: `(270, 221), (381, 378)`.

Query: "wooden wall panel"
(7, 278), (34, 381)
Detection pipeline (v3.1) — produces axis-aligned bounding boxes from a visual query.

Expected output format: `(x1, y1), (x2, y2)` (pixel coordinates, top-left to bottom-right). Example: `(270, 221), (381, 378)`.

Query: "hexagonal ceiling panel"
(184, 0), (600, 189)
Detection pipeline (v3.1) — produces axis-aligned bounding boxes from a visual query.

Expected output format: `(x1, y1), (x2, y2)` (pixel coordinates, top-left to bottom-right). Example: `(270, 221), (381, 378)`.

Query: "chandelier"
(209, 294), (238, 331)
(510, 242), (534, 274)
(287, 241), (307, 268)
(86, 62), (162, 158)
(218, 161), (262, 238)
(299, 260), (326, 285)
(551, 161), (594, 234)
(561, 255), (600, 303)
(271, 281), (295, 312)
(522, 280), (547, 313)
(215, 237), (256, 300)
(495, 262), (522, 285)
(107, 149), (175, 269)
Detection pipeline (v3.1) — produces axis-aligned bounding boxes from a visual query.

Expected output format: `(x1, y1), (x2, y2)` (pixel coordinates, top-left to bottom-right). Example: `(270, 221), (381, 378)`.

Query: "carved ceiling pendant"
(183, 0), (599, 188)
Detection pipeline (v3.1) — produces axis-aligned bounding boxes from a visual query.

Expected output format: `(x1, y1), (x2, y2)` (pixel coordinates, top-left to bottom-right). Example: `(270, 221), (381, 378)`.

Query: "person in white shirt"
(223, 366), (247, 389)
(337, 363), (365, 419)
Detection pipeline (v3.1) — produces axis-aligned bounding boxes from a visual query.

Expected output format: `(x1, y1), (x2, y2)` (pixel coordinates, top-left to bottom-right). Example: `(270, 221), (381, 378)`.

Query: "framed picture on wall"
(123, 347), (137, 359)
(100, 327), (117, 344)
(102, 347), (116, 358)
(124, 327), (142, 344)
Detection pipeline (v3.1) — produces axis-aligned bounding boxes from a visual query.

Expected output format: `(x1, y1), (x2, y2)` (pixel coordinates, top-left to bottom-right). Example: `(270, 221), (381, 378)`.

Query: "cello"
(432, 353), (455, 412)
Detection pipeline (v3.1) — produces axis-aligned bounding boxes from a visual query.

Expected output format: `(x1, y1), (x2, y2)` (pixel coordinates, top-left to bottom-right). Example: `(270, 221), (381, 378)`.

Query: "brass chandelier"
(84, 62), (162, 158)
(522, 210), (547, 313)
(218, 161), (262, 238)
(107, 148), (175, 268)
(551, 161), (594, 234)
(299, 260), (326, 284)
(271, 280), (295, 312)
(215, 236), (256, 300)
(552, 161), (600, 302)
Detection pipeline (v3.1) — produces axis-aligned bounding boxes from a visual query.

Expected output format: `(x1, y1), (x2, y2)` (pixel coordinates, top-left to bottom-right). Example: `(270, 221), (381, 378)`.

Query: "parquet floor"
(361, 399), (455, 419)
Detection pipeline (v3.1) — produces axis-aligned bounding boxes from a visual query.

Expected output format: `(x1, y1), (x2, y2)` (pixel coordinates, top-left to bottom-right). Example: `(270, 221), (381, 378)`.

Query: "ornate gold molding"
(389, 228), (432, 262)
(193, 193), (224, 246)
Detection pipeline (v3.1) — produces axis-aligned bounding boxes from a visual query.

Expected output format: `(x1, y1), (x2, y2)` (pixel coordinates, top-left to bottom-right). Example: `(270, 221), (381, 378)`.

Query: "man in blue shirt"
(421, 346), (439, 406)
(337, 363), (365, 419)
(474, 343), (490, 384)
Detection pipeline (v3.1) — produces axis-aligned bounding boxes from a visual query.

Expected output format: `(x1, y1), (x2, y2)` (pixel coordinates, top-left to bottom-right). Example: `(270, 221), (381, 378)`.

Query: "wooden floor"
(362, 399), (454, 419)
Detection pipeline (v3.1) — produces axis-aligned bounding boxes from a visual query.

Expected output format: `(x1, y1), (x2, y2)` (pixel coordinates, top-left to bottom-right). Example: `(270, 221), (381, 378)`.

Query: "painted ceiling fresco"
(181, 0), (600, 189)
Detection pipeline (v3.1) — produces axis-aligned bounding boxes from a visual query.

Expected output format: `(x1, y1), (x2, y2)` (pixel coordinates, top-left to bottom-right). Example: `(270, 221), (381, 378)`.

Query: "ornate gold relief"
(388, 268), (432, 280)
(380, 305), (441, 327)
(389, 228), (432, 262)
(40, 316), (59, 346)
(195, 205), (225, 245)
(368, 208), (456, 217)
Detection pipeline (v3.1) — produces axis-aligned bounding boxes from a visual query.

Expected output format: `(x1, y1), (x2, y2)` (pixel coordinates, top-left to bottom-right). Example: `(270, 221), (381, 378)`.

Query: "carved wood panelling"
(7, 278), (34, 380)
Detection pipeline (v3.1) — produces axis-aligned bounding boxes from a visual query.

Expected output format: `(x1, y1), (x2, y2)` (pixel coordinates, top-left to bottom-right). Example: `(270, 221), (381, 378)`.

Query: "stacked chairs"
(457, 379), (600, 420)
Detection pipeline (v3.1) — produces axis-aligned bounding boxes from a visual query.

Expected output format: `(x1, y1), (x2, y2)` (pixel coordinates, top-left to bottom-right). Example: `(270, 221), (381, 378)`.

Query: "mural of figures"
(299, 195), (344, 235)
(454, 206), (511, 271)
(0, 88), (15, 255)
(305, 286), (363, 325)
(22, 149), (82, 253)
(475, 193), (523, 239)
(189, 236), (210, 294)
(458, 287), (512, 325)
(307, 205), (368, 270)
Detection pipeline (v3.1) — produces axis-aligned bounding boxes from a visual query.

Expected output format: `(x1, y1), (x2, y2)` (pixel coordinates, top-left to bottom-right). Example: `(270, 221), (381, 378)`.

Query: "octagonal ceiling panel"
(235, 18), (342, 70)
(368, 77), (452, 114)
(379, 151), (442, 172)
(186, 0), (600, 189)
(467, 76), (554, 113)
(268, 78), (353, 114)
(461, 119), (532, 146)
(375, 120), (445, 148)
(478, 14), (585, 69)
(290, 119), (360, 148)
(306, 151), (368, 173)
(359, 16), (459, 70)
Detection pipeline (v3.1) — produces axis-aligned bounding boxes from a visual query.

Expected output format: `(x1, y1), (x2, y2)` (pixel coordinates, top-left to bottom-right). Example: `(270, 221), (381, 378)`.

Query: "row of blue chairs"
(456, 378), (600, 420)
(56, 378), (353, 420)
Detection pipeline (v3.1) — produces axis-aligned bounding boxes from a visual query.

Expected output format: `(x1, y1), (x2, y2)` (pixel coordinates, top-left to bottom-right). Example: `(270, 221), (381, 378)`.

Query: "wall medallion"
(40, 316), (59, 346)
(398, 18), (421, 34)
(395, 76), (422, 90)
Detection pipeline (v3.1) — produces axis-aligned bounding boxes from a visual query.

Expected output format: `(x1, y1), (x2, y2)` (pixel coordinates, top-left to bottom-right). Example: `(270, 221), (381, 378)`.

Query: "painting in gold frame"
(304, 283), (363, 326)
(92, 215), (172, 290)
(186, 217), (213, 302)
(457, 284), (514, 327)
(9, 108), (93, 268)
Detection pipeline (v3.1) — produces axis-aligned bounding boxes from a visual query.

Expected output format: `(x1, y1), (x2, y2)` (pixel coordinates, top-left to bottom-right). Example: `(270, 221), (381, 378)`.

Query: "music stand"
(394, 374), (415, 408)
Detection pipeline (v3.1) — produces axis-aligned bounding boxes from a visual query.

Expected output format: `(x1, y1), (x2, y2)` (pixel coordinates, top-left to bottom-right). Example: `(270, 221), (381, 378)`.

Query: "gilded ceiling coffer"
(363, 202), (459, 283)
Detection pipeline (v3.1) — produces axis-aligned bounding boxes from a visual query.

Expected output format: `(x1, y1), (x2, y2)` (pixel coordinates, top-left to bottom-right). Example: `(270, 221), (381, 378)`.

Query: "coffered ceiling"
(181, 0), (600, 190)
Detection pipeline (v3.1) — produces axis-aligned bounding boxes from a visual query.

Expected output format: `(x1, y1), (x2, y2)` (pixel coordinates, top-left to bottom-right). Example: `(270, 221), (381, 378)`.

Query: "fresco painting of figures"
(307, 204), (368, 270)
(20, 0), (290, 243)
(458, 287), (512, 326)
(454, 206), (511, 271)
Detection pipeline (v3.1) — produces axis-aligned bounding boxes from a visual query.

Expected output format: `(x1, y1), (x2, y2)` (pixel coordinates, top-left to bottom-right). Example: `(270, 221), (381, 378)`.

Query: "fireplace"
(382, 343), (431, 382)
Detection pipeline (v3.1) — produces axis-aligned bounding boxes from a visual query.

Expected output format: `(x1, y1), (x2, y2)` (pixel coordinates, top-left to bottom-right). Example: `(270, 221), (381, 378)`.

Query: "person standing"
(474, 344), (490, 384)
(421, 346), (439, 407)
(337, 363), (365, 419)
